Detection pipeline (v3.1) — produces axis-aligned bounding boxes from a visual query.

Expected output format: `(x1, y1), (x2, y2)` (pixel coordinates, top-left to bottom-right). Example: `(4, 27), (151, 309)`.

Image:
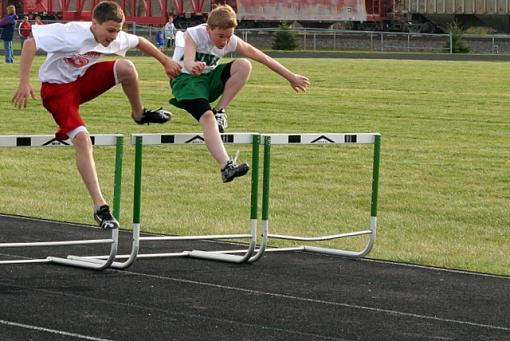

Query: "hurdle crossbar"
(259, 133), (381, 258)
(0, 134), (124, 270)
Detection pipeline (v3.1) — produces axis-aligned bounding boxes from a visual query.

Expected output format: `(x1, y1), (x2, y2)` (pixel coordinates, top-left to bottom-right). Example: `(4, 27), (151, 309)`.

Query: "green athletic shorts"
(169, 63), (229, 109)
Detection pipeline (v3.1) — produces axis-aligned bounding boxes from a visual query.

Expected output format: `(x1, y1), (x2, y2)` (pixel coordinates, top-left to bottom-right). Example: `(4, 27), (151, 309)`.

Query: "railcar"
(7, 0), (397, 28)
(4, 0), (508, 32)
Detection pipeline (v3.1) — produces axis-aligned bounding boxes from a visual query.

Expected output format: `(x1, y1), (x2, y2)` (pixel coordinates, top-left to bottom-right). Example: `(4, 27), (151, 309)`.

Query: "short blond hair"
(207, 5), (237, 29)
(6, 5), (16, 14)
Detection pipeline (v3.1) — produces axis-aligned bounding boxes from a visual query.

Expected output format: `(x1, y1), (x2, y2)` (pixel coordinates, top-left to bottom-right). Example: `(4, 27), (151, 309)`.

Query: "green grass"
(1, 57), (509, 275)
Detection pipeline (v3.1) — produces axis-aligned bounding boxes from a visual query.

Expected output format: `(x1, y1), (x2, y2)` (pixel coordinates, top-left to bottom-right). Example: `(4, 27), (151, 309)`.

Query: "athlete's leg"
(72, 130), (107, 207)
(215, 58), (252, 110)
(179, 98), (230, 168)
(200, 110), (230, 168)
(114, 59), (145, 120)
(114, 59), (170, 124)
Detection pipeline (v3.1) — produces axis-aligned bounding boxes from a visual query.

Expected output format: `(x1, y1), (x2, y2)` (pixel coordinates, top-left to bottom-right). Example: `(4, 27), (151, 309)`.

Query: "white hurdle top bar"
(261, 133), (380, 145)
(131, 133), (257, 145)
(0, 134), (122, 147)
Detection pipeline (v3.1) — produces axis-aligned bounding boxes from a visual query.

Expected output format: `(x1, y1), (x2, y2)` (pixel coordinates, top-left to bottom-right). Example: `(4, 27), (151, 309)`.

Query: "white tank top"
(173, 24), (238, 74)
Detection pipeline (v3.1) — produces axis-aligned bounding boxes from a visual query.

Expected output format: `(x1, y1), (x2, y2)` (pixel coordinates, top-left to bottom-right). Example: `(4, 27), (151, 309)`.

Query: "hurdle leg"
(70, 136), (143, 269)
(107, 136), (143, 269)
(51, 135), (125, 269)
(246, 135), (271, 263)
(0, 134), (124, 270)
(188, 134), (261, 263)
(67, 224), (139, 269)
(48, 228), (119, 270)
(302, 134), (381, 257)
(91, 133), (262, 265)
(260, 133), (381, 258)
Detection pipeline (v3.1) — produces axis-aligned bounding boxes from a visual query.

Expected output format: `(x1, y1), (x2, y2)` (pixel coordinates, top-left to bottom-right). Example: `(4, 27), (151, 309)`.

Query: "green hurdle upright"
(91, 132), (263, 268)
(258, 133), (381, 258)
(0, 134), (124, 271)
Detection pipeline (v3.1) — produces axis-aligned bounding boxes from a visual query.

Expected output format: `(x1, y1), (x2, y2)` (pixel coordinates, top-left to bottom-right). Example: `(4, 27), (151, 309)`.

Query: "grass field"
(0, 56), (509, 275)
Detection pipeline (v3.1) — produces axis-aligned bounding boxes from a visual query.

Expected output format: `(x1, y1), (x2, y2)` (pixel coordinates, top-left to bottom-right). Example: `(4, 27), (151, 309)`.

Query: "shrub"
(446, 21), (470, 53)
(272, 23), (298, 50)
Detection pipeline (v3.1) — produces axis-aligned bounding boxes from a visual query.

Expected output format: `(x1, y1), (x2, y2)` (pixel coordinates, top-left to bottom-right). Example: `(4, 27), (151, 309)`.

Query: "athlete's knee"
(72, 130), (92, 150)
(233, 58), (252, 75)
(200, 111), (223, 135)
(199, 110), (215, 123)
(199, 110), (217, 129)
(115, 59), (138, 83)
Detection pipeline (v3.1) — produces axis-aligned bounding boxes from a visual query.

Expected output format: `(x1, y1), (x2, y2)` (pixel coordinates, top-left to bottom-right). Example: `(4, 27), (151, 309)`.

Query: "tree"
(446, 21), (470, 53)
(272, 23), (298, 50)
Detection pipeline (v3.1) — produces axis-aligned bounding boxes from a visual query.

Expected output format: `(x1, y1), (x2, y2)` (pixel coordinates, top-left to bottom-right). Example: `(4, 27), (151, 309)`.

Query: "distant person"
(169, 5), (309, 183)
(11, 1), (181, 228)
(155, 27), (165, 50)
(164, 15), (176, 49)
(18, 16), (32, 48)
(0, 5), (18, 63)
(34, 16), (45, 25)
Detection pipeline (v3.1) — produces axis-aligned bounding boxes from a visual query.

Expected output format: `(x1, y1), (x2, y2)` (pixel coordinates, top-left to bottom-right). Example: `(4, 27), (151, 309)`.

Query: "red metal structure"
(10, 0), (509, 34)
(15, 0), (170, 24)
(14, 0), (398, 28)
(63, 0), (172, 24)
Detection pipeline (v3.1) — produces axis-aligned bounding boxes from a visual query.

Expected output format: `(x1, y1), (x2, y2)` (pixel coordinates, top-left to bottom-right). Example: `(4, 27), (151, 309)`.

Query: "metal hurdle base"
(263, 221), (376, 258)
(0, 232), (119, 270)
(80, 220), (268, 267)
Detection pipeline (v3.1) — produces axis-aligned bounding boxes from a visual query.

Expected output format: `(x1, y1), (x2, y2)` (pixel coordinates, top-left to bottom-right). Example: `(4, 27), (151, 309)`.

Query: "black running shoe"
(94, 205), (119, 229)
(134, 108), (172, 125)
(221, 160), (250, 183)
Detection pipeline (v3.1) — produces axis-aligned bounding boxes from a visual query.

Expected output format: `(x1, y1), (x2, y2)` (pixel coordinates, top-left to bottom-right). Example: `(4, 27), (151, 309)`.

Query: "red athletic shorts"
(40, 61), (117, 140)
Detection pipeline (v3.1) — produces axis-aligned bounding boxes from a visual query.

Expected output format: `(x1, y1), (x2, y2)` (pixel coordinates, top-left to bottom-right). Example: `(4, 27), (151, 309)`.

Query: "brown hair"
(93, 1), (125, 24)
(207, 5), (237, 29)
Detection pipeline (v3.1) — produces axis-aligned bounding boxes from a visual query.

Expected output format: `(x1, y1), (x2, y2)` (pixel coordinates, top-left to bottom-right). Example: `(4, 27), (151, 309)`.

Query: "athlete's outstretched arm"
(236, 39), (310, 93)
(12, 38), (37, 109)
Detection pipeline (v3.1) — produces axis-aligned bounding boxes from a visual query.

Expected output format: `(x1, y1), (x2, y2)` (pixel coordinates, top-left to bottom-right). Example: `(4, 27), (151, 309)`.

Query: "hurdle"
(79, 132), (264, 268)
(259, 133), (381, 258)
(0, 134), (123, 270)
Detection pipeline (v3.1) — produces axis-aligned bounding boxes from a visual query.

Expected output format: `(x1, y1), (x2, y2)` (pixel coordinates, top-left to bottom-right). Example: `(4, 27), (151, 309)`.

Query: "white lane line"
(0, 319), (112, 341)
(360, 257), (510, 280)
(122, 270), (510, 332)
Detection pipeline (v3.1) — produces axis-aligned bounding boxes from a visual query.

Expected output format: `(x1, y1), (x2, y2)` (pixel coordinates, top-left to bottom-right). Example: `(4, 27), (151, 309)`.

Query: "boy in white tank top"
(170, 5), (310, 183)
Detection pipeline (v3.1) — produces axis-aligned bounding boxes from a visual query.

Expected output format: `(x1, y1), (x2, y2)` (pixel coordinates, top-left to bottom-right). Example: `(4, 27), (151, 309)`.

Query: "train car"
(210, 0), (400, 29)
(15, 0), (170, 24)
(233, 0), (368, 27)
(400, 0), (510, 32)
(12, 0), (506, 32)
(12, 0), (396, 28)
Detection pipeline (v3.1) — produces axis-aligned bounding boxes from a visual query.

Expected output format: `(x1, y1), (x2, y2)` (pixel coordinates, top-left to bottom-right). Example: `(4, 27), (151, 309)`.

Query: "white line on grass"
(0, 319), (111, 340)
(122, 270), (510, 333)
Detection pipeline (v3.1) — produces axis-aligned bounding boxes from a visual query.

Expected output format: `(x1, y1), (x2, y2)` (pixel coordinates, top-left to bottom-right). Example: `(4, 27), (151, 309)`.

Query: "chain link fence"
(130, 25), (510, 55)
(6, 22), (510, 54)
(236, 28), (510, 54)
